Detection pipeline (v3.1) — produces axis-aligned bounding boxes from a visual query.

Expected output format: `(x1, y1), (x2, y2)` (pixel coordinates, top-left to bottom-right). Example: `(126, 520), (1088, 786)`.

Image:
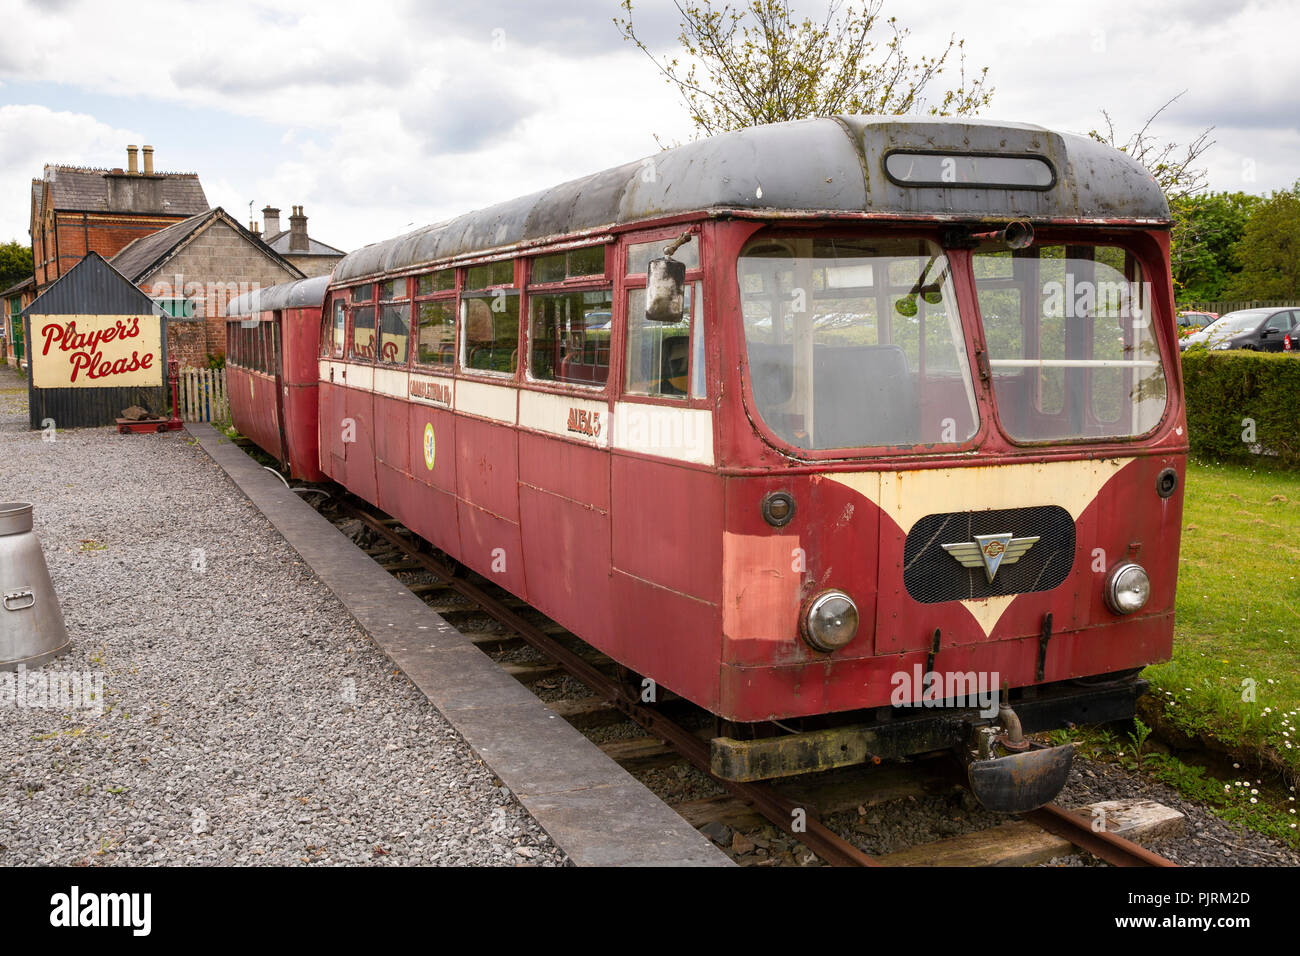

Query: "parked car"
(1179, 307), (1300, 352)
(1177, 310), (1217, 331)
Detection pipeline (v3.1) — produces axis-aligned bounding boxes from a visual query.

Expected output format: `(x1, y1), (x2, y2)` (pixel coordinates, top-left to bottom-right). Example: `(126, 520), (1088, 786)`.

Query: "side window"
(460, 261), (518, 376)
(378, 279), (410, 365)
(330, 299), (346, 357)
(349, 306), (376, 362)
(526, 245), (611, 388)
(624, 282), (701, 400)
(1267, 312), (1291, 332)
(414, 269), (457, 368)
(627, 239), (699, 276)
(528, 290), (613, 387)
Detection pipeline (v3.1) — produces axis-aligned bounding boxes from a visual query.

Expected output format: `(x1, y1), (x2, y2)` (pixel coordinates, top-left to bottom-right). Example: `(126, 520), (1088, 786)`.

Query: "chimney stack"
(288, 205), (309, 253)
(142, 145), (154, 175)
(262, 206), (281, 238)
(127, 145), (139, 174)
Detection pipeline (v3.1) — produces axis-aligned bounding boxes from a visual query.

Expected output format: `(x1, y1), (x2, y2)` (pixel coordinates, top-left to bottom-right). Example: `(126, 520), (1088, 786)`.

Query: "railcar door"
(271, 311), (289, 470)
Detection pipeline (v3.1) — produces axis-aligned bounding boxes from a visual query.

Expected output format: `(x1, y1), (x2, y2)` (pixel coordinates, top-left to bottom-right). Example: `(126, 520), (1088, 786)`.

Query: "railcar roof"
(332, 116), (1169, 284)
(227, 274), (331, 316)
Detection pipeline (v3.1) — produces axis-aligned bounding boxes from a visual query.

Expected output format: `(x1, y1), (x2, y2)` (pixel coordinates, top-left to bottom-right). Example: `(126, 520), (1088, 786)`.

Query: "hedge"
(1180, 349), (1300, 465)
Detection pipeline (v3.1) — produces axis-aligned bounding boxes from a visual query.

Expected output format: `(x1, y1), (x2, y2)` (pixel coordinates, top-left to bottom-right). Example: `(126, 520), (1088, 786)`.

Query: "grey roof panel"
(21, 252), (164, 317)
(44, 166), (209, 216)
(110, 208), (305, 283)
(110, 213), (211, 281)
(262, 231), (346, 257)
(226, 275), (330, 316)
(332, 116), (1169, 285)
(1, 275), (36, 297)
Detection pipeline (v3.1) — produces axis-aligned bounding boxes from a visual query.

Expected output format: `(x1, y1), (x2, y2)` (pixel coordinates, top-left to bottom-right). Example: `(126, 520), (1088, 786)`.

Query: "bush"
(1181, 349), (1300, 465)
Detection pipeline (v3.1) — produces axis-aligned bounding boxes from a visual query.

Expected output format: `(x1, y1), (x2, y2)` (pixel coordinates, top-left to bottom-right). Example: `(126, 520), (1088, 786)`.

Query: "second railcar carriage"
(307, 117), (1185, 810)
(226, 275), (329, 482)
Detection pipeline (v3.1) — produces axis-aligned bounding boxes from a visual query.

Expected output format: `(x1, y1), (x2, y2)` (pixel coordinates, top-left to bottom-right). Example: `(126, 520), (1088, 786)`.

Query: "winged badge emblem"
(941, 533), (1039, 584)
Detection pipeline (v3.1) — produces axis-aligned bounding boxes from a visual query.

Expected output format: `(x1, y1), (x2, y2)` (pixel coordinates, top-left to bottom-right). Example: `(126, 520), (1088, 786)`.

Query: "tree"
(1224, 183), (1300, 300)
(0, 241), (33, 291)
(1089, 93), (1213, 200)
(1089, 94), (1215, 299)
(614, 0), (993, 139)
(1169, 191), (1262, 302)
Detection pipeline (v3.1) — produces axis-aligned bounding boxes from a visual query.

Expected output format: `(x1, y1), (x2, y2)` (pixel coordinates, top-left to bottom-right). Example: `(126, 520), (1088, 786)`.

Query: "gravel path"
(0, 366), (566, 866)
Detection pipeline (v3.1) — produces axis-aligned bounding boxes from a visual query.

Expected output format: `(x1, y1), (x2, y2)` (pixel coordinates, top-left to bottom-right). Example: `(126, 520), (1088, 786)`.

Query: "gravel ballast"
(0, 367), (566, 866)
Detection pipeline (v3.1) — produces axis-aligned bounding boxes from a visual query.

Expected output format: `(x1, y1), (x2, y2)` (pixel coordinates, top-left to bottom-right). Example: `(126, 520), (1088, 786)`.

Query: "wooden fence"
(178, 366), (229, 423)
(1182, 299), (1300, 315)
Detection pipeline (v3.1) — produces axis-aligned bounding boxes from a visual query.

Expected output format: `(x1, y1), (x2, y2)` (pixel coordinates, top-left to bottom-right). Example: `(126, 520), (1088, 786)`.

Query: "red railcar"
(297, 118), (1184, 809)
(226, 275), (329, 482)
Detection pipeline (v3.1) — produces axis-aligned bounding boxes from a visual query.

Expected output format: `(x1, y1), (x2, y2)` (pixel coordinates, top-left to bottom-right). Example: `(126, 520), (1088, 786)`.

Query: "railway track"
(331, 496), (1175, 869)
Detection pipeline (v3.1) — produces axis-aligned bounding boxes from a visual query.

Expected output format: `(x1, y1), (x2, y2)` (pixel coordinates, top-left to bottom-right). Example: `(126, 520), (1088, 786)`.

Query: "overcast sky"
(1, 0), (1295, 253)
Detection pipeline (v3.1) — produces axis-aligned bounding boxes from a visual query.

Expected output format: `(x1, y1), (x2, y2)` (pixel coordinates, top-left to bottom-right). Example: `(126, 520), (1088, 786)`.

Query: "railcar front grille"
(902, 505), (1075, 604)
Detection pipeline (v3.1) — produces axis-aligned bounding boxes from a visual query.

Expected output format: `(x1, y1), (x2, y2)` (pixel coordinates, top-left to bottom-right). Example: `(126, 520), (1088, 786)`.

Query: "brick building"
(256, 205), (346, 277)
(30, 146), (209, 293)
(111, 207), (305, 367)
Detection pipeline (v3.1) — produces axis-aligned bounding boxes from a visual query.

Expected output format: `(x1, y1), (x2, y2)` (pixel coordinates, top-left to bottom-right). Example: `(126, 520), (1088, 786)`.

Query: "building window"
(154, 298), (195, 318)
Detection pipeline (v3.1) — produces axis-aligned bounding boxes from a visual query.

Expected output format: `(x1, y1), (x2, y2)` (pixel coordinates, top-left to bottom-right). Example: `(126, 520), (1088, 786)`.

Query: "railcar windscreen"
(972, 244), (1167, 441)
(737, 237), (978, 451)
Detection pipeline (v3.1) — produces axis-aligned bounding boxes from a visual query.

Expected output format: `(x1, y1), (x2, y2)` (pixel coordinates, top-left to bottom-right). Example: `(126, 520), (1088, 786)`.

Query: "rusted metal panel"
(518, 482), (613, 643)
(610, 568), (723, 710)
(456, 500), (526, 598)
(610, 454), (724, 604)
(454, 416), (519, 522)
(343, 384), (377, 504)
(717, 613), (1169, 722)
(517, 430), (610, 511)
(407, 404), (457, 494)
(374, 393), (410, 476)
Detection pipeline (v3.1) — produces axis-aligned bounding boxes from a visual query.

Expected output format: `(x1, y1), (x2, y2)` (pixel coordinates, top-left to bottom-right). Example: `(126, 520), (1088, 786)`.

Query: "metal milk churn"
(0, 503), (70, 669)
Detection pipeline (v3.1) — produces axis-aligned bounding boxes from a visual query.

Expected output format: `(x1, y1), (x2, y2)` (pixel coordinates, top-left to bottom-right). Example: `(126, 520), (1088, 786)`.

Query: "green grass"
(1057, 724), (1299, 849)
(1143, 459), (1300, 783)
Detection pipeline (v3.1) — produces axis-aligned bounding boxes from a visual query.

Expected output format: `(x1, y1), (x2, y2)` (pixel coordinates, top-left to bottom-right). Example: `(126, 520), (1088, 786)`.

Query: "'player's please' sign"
(30, 314), (163, 389)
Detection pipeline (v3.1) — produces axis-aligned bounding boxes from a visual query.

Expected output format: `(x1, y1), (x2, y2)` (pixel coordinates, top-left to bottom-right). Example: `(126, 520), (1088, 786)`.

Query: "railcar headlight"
(1105, 563), (1150, 615)
(801, 590), (859, 652)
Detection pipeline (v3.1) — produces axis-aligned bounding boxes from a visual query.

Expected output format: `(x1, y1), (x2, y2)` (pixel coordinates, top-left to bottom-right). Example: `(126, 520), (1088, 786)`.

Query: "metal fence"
(1182, 299), (1300, 315)
(178, 366), (229, 423)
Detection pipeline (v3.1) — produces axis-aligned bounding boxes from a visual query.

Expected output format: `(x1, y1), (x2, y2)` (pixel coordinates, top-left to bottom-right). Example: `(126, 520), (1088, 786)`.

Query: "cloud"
(402, 0), (683, 55)
(1, 0), (1298, 250)
(0, 104), (140, 241)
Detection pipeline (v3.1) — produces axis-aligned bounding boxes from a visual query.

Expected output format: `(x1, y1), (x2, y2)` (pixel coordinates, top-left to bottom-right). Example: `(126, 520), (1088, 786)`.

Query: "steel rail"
(340, 501), (880, 868)
(1026, 804), (1178, 867)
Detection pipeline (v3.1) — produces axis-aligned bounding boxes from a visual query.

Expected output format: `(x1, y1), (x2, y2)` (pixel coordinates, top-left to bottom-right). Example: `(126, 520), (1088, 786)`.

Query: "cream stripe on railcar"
(518, 390), (609, 448)
(456, 379), (518, 425)
(373, 365), (409, 400)
(611, 403), (714, 466)
(824, 458), (1135, 637)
